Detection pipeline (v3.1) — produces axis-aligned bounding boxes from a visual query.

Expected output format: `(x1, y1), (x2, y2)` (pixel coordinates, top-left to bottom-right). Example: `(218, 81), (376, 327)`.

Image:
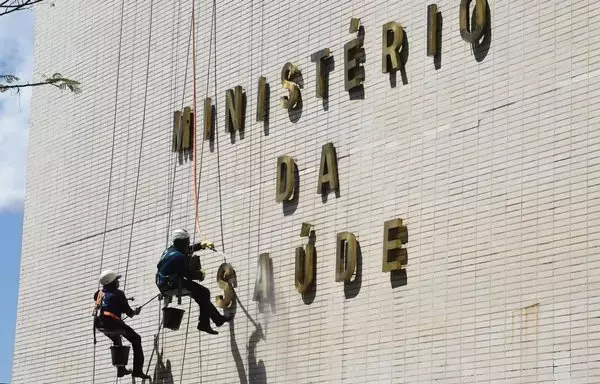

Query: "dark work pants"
(98, 318), (144, 374)
(180, 278), (225, 327)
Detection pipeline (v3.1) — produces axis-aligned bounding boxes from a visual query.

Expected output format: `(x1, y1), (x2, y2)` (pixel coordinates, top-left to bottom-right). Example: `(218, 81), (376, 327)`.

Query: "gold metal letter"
(460, 0), (487, 43)
(172, 110), (182, 152)
(317, 142), (339, 194)
(381, 21), (404, 73)
(253, 253), (271, 302)
(382, 218), (408, 272)
(310, 49), (331, 99)
(215, 263), (237, 308)
(276, 155), (295, 203)
(336, 232), (357, 282)
(344, 18), (365, 91)
(171, 107), (193, 152)
(225, 86), (245, 133)
(427, 4), (439, 57)
(295, 243), (315, 293)
(280, 63), (300, 109)
(256, 76), (267, 122)
(181, 107), (192, 151)
(203, 97), (213, 141)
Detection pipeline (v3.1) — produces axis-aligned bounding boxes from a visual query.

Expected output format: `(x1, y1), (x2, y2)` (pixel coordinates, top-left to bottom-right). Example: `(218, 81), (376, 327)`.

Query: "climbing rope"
(191, 0), (202, 239)
(147, 2), (196, 381)
(122, 0), (155, 292)
(92, 1), (126, 383)
(137, 2), (204, 382)
(164, 0), (192, 248)
(143, 317), (164, 378)
(116, 0), (140, 268)
(93, 0), (199, 381)
(179, 300), (194, 384)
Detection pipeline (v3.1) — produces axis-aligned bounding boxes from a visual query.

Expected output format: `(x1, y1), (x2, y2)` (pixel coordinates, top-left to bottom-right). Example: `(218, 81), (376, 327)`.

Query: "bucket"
(110, 345), (130, 367)
(163, 307), (185, 330)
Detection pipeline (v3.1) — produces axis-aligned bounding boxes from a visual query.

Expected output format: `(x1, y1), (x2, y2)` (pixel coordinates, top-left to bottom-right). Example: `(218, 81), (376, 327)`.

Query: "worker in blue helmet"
(93, 270), (150, 380)
(156, 229), (232, 335)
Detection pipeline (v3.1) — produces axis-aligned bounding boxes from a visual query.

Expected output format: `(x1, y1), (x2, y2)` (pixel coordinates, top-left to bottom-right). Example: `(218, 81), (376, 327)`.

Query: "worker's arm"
(119, 290), (135, 318)
(190, 241), (215, 252)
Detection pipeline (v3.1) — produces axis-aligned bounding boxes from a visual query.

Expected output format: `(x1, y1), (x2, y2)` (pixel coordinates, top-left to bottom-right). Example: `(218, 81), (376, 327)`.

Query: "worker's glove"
(200, 241), (216, 251)
(198, 269), (206, 282)
(134, 307), (142, 316)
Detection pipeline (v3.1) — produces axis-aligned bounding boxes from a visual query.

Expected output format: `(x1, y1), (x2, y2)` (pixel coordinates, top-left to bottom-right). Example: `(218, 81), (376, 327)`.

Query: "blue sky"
(0, 6), (34, 383)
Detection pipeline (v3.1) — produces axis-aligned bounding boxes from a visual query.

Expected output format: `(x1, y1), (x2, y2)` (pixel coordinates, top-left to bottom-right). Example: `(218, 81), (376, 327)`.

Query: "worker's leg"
(118, 323), (145, 375)
(180, 279), (229, 330)
(106, 333), (122, 347)
(100, 324), (130, 378)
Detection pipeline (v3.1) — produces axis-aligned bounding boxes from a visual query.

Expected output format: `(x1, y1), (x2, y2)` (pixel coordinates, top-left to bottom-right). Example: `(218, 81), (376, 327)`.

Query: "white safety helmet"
(99, 270), (121, 286)
(172, 229), (190, 243)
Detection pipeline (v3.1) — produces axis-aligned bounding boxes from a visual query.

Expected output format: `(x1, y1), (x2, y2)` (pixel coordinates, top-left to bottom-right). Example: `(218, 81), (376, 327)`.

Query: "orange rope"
(191, 0), (201, 236)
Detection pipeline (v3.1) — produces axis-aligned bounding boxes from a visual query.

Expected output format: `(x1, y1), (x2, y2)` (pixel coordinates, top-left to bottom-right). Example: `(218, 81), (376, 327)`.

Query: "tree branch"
(0, 0), (44, 16)
(0, 81), (51, 90)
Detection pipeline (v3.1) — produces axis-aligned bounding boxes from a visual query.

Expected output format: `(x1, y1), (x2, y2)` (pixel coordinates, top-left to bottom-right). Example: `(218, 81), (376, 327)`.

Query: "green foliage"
(0, 74), (20, 83)
(0, 73), (81, 94)
(0, 2), (82, 95)
(43, 73), (82, 94)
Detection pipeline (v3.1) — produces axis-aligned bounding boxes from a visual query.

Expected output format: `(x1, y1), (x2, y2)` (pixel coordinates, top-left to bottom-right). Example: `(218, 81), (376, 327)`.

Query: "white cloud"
(0, 9), (34, 212)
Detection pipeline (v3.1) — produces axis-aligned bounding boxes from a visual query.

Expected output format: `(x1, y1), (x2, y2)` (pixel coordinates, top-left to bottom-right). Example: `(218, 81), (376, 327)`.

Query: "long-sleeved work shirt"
(155, 243), (204, 288)
(93, 287), (134, 319)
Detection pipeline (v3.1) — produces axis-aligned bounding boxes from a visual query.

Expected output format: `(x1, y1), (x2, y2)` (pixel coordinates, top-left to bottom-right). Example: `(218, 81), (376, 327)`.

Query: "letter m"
(172, 106), (193, 152)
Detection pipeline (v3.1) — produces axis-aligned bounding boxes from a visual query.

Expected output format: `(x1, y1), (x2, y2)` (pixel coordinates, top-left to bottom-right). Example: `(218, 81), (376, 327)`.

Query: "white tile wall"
(13, 0), (600, 383)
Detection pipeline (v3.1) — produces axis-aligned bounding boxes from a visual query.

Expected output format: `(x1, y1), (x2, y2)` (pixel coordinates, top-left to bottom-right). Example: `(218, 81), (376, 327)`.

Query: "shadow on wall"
(390, 269), (407, 289)
(472, 1), (492, 62)
(302, 231), (318, 305)
(263, 82), (271, 135)
(321, 54), (334, 111)
(288, 69), (304, 123)
(257, 257), (277, 314)
(152, 334), (174, 384)
(227, 300), (249, 384)
(248, 324), (267, 384)
(388, 31), (410, 87)
(434, 11), (443, 70)
(227, 292), (269, 384)
(282, 163), (300, 217)
(344, 242), (362, 299)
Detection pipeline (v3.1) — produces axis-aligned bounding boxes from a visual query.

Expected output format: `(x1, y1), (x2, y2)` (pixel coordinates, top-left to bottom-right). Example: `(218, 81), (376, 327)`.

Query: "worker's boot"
(213, 313), (233, 327)
(132, 371), (151, 380)
(117, 367), (132, 378)
(197, 322), (218, 335)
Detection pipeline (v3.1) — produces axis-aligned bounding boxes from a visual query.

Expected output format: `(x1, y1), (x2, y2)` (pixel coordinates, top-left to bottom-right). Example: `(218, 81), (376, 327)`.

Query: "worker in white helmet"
(156, 229), (232, 335)
(92, 270), (150, 380)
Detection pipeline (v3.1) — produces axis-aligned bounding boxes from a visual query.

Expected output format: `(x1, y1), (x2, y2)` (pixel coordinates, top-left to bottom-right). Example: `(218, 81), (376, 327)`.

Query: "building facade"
(13, 0), (600, 383)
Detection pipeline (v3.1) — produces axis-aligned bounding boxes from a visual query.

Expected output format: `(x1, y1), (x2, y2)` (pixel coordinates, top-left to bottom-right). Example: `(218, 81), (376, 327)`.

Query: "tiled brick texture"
(13, 0), (600, 383)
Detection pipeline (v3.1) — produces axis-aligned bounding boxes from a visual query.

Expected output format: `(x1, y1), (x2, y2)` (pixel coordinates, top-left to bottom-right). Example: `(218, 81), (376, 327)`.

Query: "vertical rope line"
(93, 2), (125, 383)
(164, 0), (184, 247)
(165, 4), (194, 248)
(178, 299), (193, 384)
(117, 0), (139, 265)
(191, 0), (202, 239)
(194, 0), (218, 379)
(210, 0), (226, 257)
(97, 0), (126, 286)
(122, 0), (155, 291)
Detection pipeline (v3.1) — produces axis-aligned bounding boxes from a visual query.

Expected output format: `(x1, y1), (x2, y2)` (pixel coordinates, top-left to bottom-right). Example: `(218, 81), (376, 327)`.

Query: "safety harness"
(94, 290), (124, 321)
(92, 290), (124, 344)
